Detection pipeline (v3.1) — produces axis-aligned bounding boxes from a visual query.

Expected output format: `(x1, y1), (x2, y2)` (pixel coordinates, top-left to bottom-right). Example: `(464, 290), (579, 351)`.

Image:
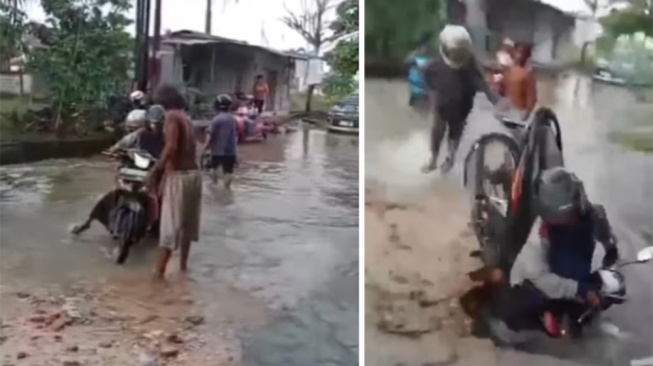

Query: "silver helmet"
(438, 25), (473, 69)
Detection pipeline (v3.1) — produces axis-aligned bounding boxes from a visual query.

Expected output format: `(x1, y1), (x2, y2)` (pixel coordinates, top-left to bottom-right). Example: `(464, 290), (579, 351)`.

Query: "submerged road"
(0, 126), (359, 365)
(365, 73), (653, 366)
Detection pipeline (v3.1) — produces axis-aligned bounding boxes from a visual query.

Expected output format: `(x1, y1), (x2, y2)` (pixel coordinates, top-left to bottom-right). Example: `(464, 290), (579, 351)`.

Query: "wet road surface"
(0, 126), (359, 365)
(365, 73), (652, 366)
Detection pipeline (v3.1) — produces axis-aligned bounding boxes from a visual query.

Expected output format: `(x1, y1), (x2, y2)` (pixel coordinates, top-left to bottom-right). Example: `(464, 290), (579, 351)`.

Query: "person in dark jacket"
(491, 167), (619, 338)
(422, 25), (506, 174)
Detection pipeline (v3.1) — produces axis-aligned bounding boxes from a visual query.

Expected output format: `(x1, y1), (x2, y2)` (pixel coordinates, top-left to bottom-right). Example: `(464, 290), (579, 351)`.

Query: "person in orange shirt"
(501, 43), (537, 121)
(252, 74), (269, 114)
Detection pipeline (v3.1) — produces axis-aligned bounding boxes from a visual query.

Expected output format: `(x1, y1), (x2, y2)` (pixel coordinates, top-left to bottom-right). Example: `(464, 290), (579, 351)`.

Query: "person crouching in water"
(203, 94), (237, 188)
(489, 167), (619, 339)
(422, 25), (505, 174)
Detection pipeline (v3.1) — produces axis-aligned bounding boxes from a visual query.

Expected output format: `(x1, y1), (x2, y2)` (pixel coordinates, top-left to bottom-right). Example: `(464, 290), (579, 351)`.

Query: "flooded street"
(0, 126), (359, 365)
(365, 73), (653, 366)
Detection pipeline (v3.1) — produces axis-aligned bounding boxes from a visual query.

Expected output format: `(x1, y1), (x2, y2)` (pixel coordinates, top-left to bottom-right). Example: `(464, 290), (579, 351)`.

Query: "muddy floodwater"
(365, 73), (652, 366)
(0, 126), (359, 365)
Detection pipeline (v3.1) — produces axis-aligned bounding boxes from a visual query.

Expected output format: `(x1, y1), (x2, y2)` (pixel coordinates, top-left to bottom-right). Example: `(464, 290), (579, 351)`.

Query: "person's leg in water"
(422, 112), (447, 173)
(440, 117), (467, 173)
(209, 156), (222, 184)
(155, 171), (202, 278)
(221, 155), (236, 190)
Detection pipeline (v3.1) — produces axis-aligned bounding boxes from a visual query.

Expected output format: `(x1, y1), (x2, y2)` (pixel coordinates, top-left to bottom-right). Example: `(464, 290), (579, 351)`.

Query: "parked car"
(326, 92), (359, 134)
(593, 53), (653, 87)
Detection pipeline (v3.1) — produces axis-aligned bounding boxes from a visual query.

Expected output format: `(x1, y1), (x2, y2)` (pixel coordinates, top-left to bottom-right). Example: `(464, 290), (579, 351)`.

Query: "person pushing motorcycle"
(422, 25), (506, 174)
(491, 167), (619, 338)
(108, 105), (165, 159)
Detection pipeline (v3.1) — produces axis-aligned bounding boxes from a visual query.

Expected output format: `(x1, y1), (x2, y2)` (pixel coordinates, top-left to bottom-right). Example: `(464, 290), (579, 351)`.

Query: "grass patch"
(0, 96), (48, 141)
(290, 92), (337, 112)
(613, 130), (653, 152)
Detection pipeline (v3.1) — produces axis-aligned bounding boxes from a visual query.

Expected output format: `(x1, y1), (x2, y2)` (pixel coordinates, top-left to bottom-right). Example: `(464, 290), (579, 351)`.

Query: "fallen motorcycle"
(70, 148), (159, 264)
(463, 107), (563, 271)
(486, 246), (653, 344)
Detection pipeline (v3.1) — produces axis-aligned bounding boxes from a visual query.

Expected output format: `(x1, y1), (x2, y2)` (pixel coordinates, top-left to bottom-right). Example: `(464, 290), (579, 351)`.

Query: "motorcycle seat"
(500, 117), (527, 130)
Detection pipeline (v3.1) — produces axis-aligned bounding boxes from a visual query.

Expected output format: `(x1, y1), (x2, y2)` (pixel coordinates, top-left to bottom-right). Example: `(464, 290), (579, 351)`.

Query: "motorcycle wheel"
(114, 209), (138, 265)
(465, 133), (520, 267)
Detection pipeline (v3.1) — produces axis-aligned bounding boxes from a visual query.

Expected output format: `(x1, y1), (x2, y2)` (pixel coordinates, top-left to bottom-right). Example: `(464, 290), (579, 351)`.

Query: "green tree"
(601, 0), (652, 38)
(0, 2), (27, 64)
(365, 0), (443, 65)
(27, 0), (133, 132)
(328, 0), (358, 78)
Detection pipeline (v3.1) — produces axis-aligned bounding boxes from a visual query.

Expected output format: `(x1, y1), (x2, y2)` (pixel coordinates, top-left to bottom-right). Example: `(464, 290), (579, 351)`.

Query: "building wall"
(466, 0), (576, 65)
(159, 43), (292, 111)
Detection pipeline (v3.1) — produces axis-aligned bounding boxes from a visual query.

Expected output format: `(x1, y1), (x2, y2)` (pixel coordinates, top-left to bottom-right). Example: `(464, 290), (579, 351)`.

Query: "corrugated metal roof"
(162, 30), (304, 59)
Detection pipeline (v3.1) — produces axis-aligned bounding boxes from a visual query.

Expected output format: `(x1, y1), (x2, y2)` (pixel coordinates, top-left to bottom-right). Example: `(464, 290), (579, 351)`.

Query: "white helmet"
(125, 109), (147, 129)
(439, 25), (473, 68)
(130, 90), (145, 102)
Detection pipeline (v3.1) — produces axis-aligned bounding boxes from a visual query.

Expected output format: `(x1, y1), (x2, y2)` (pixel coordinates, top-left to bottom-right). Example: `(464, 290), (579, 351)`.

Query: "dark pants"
(490, 282), (588, 331)
(208, 155), (236, 174)
(430, 109), (469, 162)
(253, 99), (264, 114)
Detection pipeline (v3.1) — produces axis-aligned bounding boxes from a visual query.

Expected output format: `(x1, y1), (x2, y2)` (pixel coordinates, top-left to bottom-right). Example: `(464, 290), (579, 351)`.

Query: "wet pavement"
(0, 125), (359, 365)
(365, 73), (653, 366)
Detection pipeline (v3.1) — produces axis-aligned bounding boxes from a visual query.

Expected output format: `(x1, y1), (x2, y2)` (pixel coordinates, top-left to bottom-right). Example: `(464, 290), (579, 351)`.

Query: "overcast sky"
(23, 0), (336, 51)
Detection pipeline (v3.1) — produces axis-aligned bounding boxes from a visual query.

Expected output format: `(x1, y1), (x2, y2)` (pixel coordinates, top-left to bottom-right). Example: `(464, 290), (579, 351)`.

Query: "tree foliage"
(327, 0), (358, 78)
(0, 1), (27, 64)
(601, 0), (652, 38)
(27, 0), (133, 108)
(365, 0), (443, 63)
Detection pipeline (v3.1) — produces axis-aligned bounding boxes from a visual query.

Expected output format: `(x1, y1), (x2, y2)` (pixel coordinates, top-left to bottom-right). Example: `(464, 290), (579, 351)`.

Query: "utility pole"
(205, 0), (212, 34)
(152, 0), (162, 88)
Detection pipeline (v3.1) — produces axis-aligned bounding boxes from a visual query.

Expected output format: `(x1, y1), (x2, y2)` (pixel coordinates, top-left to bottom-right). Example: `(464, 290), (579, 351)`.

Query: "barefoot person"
(422, 25), (505, 174)
(149, 84), (202, 279)
(203, 94), (238, 188)
(252, 74), (269, 114)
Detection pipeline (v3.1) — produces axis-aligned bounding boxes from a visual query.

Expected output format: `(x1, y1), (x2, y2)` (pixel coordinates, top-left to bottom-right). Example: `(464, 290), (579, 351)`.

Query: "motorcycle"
(463, 107), (563, 271)
(70, 148), (158, 264)
(235, 110), (269, 144)
(488, 246), (653, 344)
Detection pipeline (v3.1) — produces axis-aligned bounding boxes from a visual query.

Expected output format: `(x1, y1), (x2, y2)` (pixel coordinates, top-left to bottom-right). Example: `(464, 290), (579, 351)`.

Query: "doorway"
(265, 69), (278, 111)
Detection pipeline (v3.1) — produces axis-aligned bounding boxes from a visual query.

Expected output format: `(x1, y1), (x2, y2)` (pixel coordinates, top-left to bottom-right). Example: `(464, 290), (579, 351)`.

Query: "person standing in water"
(148, 84), (202, 280)
(502, 42), (537, 121)
(406, 32), (435, 113)
(203, 94), (238, 188)
(252, 74), (269, 115)
(422, 25), (505, 174)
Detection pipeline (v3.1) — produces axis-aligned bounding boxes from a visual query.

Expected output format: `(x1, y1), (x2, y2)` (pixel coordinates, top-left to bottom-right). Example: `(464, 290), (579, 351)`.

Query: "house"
(157, 30), (305, 112)
(455, 0), (590, 66)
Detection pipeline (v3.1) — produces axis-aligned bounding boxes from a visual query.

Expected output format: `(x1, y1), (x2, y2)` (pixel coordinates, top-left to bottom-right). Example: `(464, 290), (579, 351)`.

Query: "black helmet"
(536, 167), (588, 221)
(215, 94), (233, 111)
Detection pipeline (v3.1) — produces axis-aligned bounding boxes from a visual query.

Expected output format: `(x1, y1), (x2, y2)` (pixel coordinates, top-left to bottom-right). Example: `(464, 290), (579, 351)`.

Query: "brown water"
(365, 73), (653, 366)
(0, 126), (359, 365)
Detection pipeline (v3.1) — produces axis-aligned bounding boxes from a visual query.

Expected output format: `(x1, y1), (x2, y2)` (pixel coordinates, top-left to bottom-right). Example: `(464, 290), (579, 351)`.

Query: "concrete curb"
(0, 135), (114, 165)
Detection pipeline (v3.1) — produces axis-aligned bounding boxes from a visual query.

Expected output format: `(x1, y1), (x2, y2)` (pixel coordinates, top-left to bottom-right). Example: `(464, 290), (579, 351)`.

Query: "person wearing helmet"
(489, 167), (619, 338)
(203, 94), (238, 188)
(406, 32), (435, 113)
(136, 104), (166, 159)
(107, 109), (147, 152)
(421, 25), (507, 174)
(130, 90), (148, 110)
